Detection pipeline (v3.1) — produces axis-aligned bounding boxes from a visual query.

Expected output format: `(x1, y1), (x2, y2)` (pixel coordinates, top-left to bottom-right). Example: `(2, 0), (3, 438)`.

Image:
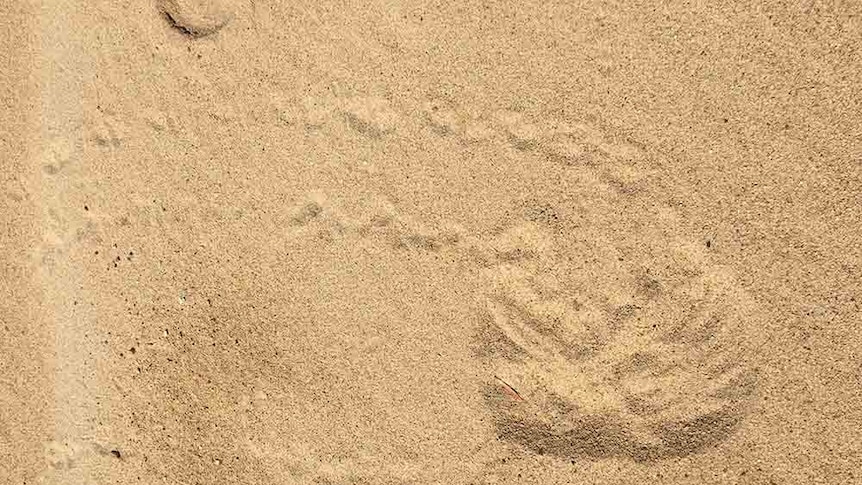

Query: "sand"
(2, 1), (860, 484)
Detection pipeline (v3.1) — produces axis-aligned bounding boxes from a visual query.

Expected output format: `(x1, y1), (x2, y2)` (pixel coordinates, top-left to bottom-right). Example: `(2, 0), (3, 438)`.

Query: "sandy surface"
(2, 1), (860, 484)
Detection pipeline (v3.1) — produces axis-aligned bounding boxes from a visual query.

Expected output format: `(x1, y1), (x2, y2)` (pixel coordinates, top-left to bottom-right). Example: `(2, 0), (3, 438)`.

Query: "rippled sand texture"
(4, 1), (861, 484)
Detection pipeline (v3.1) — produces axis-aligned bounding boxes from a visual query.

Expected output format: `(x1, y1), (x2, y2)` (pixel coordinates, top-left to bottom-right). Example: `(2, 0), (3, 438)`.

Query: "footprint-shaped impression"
(475, 220), (760, 461)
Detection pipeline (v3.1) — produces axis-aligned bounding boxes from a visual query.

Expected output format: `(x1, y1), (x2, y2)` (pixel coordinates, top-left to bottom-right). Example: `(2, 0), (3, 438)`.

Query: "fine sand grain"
(2, 1), (860, 484)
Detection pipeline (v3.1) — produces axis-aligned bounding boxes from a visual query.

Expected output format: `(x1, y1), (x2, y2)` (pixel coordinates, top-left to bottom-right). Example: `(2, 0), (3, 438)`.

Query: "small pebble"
(157, 0), (232, 38)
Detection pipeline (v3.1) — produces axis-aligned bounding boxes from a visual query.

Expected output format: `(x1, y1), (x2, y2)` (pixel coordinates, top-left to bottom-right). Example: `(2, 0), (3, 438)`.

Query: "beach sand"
(2, 1), (860, 483)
